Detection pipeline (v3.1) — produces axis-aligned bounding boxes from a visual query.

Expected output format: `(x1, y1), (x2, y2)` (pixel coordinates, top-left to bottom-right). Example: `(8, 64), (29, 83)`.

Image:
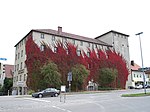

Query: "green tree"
(2, 78), (13, 95)
(71, 64), (89, 91)
(41, 61), (61, 89)
(98, 68), (118, 87)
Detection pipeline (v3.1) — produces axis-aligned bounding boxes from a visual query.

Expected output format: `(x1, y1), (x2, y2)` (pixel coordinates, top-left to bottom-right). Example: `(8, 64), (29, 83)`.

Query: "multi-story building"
(0, 63), (13, 87)
(13, 26), (130, 95)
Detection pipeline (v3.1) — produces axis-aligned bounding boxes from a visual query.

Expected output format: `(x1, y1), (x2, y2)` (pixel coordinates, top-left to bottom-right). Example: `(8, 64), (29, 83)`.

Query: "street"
(0, 89), (150, 112)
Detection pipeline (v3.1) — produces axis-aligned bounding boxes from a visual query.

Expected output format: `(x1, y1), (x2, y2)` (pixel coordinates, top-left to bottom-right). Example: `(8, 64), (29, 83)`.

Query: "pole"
(69, 81), (71, 92)
(136, 32), (146, 94)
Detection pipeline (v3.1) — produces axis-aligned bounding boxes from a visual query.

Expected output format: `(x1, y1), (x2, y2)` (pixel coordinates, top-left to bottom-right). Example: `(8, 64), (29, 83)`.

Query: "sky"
(0, 0), (150, 67)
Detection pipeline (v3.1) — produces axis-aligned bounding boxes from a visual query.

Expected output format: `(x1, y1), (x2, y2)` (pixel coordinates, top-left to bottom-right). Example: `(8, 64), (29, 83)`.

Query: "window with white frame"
(52, 35), (55, 41)
(88, 43), (90, 47)
(54, 47), (57, 53)
(17, 64), (19, 70)
(80, 41), (83, 46)
(20, 62), (23, 70)
(77, 50), (81, 56)
(72, 39), (75, 45)
(21, 50), (23, 57)
(24, 74), (26, 81)
(40, 45), (45, 51)
(18, 53), (20, 59)
(20, 75), (22, 81)
(41, 33), (44, 39)
(87, 51), (90, 57)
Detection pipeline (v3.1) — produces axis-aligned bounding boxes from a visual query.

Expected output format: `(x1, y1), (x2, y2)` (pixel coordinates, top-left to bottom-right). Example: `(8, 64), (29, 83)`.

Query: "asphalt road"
(0, 89), (150, 112)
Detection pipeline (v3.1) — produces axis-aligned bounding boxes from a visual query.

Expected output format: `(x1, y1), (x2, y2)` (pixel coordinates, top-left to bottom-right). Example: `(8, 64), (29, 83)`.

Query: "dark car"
(32, 88), (60, 98)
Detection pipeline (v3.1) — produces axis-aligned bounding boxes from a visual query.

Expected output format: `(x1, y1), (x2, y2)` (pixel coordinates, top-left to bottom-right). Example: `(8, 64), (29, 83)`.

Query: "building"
(96, 30), (130, 68)
(0, 63), (13, 87)
(129, 61), (149, 88)
(13, 26), (130, 95)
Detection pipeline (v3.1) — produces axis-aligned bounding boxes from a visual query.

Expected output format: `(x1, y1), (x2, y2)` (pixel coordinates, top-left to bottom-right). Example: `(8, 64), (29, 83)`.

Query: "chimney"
(131, 60), (134, 66)
(58, 26), (62, 34)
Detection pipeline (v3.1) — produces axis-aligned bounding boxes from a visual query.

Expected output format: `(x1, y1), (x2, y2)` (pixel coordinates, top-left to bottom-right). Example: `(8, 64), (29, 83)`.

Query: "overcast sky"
(0, 0), (150, 67)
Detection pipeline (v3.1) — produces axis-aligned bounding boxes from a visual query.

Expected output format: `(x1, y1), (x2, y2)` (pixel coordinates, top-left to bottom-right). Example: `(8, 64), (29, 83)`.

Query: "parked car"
(135, 84), (143, 89)
(128, 86), (135, 89)
(32, 88), (60, 98)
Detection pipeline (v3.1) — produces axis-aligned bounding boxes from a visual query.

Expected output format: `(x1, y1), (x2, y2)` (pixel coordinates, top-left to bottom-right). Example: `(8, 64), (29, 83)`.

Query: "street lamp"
(135, 32), (146, 94)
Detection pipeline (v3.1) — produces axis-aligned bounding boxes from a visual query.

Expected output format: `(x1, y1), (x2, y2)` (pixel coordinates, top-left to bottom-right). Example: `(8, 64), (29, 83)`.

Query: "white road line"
(52, 106), (72, 112)
(23, 98), (51, 103)
(24, 98), (72, 112)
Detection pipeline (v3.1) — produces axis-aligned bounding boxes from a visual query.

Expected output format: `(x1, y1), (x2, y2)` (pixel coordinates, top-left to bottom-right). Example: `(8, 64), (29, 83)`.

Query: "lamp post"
(135, 32), (146, 94)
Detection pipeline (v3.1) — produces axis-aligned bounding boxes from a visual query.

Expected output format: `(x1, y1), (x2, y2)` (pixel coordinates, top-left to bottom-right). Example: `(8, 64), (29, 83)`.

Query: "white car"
(135, 84), (143, 89)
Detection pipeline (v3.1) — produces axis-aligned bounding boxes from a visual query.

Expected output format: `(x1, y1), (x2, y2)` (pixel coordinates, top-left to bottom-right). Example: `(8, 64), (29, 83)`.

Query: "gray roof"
(32, 29), (112, 46)
(15, 28), (112, 47)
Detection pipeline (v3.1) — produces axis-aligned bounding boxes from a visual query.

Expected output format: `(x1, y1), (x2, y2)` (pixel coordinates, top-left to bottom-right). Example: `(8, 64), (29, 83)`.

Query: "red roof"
(131, 63), (141, 70)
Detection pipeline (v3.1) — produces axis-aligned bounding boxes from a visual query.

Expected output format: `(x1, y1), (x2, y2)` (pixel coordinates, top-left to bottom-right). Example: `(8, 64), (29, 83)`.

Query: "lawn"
(122, 92), (150, 97)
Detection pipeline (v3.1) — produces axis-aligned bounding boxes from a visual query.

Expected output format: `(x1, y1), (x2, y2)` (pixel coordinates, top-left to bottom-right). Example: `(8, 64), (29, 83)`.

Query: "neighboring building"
(13, 27), (130, 95)
(144, 69), (150, 85)
(0, 63), (13, 87)
(129, 61), (149, 88)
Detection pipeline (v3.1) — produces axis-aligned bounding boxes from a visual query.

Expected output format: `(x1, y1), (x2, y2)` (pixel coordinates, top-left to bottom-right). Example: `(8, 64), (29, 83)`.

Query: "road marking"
(24, 98), (72, 112)
(23, 98), (51, 103)
(52, 106), (72, 112)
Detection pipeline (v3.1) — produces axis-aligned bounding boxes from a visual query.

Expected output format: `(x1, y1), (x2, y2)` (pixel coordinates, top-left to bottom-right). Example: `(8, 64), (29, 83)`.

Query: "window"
(21, 50), (23, 57)
(72, 40), (75, 45)
(20, 62), (23, 70)
(134, 74), (136, 77)
(20, 75), (22, 81)
(15, 54), (17, 60)
(80, 41), (83, 46)
(63, 38), (67, 43)
(77, 50), (81, 56)
(54, 47), (57, 53)
(15, 65), (16, 71)
(87, 51), (90, 57)
(24, 63), (26, 68)
(95, 44), (97, 48)
(92, 44), (94, 49)
(66, 49), (69, 55)
(24, 74), (26, 81)
(88, 64), (91, 69)
(17, 64), (19, 70)
(17, 76), (18, 81)
(41, 33), (44, 39)
(18, 53), (20, 59)
(40, 45), (45, 51)
(52, 35), (55, 41)
(88, 43), (90, 47)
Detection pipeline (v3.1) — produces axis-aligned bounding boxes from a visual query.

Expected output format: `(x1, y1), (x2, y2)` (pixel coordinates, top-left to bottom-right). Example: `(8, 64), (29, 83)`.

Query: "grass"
(122, 92), (150, 97)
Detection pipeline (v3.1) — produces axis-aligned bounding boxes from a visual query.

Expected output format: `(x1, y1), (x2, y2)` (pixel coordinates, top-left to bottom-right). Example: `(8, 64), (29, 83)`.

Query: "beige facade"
(0, 63), (5, 87)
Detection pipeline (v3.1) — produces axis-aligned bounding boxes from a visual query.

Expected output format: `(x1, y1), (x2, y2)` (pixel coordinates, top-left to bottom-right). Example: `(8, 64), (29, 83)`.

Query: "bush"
(28, 90), (35, 95)
(98, 86), (117, 91)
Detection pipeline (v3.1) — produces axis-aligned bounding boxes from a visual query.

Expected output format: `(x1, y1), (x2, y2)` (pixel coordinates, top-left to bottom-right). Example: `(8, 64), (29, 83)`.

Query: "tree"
(41, 61), (61, 89)
(98, 68), (118, 87)
(2, 78), (13, 95)
(71, 64), (89, 91)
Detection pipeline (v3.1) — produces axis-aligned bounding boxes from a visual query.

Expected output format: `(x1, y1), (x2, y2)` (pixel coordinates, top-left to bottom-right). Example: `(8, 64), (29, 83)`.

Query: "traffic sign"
(0, 58), (7, 61)
(67, 72), (72, 81)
